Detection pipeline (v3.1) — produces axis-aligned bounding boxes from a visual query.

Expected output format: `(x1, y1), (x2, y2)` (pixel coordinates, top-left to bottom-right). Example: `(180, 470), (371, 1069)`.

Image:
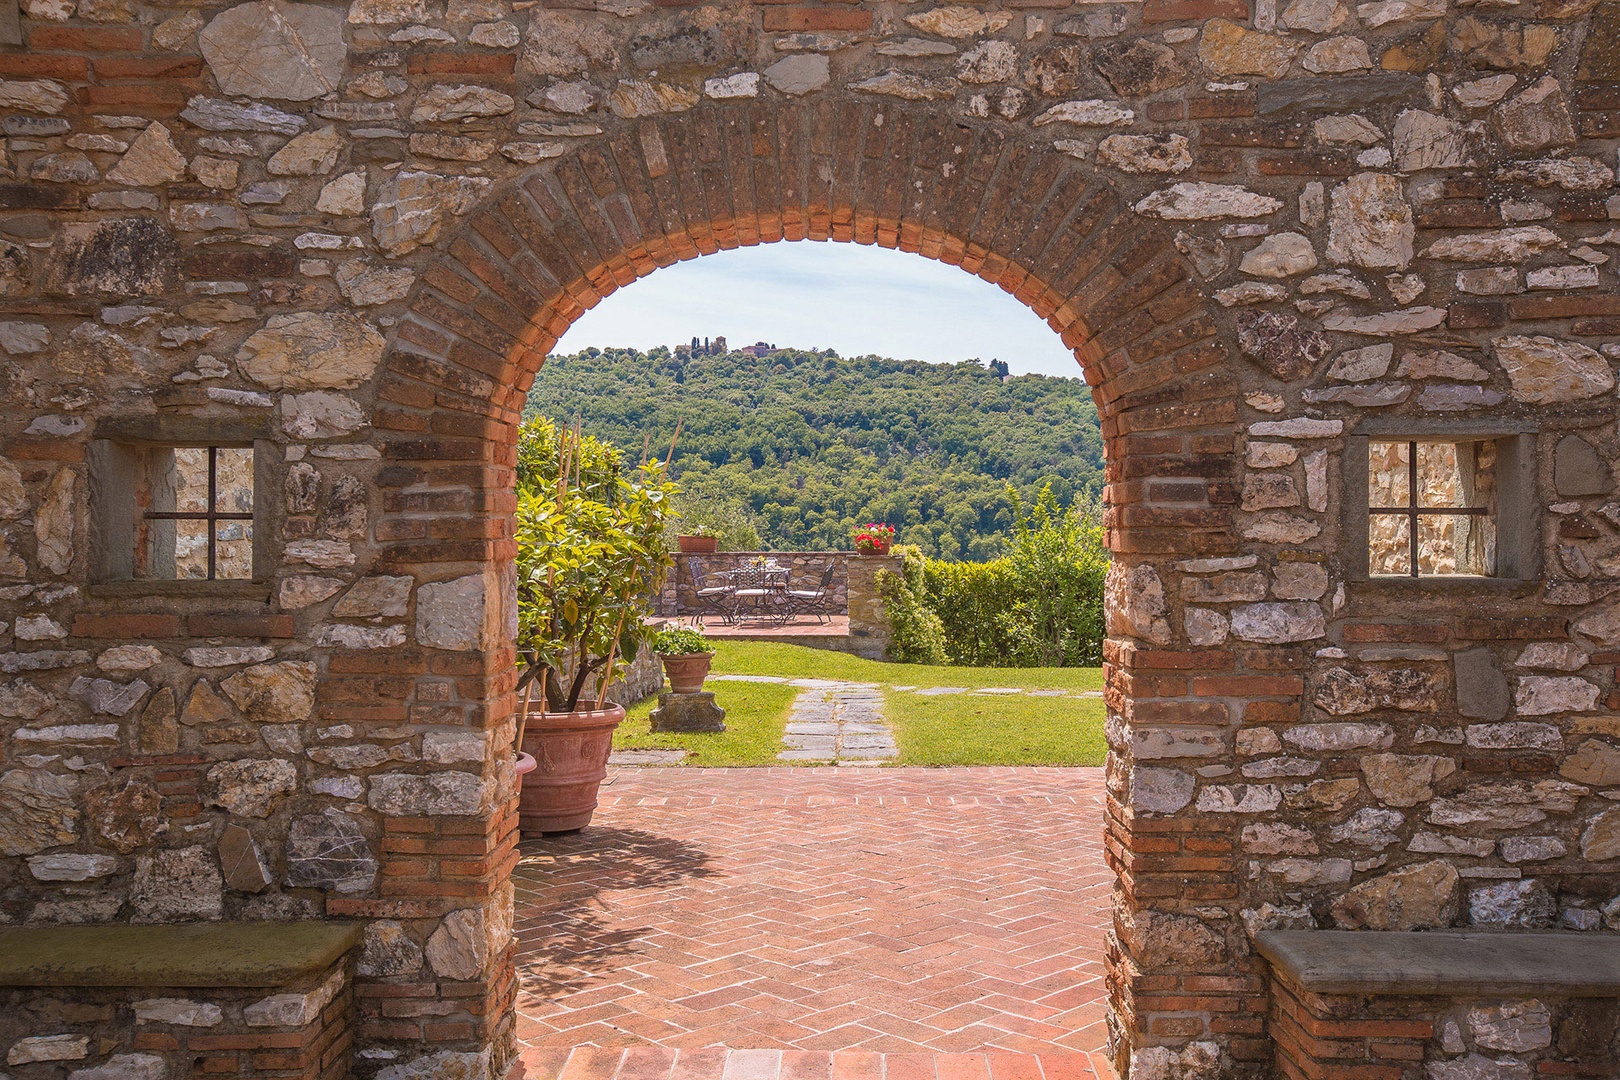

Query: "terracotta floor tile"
(986, 1053), (1044, 1080)
(933, 1055), (991, 1080)
(884, 1053), (938, 1080)
(830, 1051), (885, 1080)
(672, 1048), (731, 1080)
(780, 1051), (834, 1080)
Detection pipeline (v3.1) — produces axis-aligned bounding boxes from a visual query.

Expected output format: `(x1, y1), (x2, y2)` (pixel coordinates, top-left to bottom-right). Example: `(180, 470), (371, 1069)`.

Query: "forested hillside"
(523, 345), (1103, 559)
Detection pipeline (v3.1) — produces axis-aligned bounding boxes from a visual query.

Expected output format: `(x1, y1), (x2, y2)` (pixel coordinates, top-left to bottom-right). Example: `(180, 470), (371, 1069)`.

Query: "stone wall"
(0, 959), (355, 1080)
(0, 0), (1617, 1077)
(1267, 981), (1619, 1080)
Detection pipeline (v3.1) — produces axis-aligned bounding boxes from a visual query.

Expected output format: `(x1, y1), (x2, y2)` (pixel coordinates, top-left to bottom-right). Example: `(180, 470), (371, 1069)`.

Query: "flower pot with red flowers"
(513, 418), (677, 835)
(853, 523), (895, 556)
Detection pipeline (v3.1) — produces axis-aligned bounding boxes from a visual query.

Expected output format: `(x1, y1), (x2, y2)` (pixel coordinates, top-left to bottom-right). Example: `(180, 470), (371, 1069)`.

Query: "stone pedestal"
(649, 692), (726, 733)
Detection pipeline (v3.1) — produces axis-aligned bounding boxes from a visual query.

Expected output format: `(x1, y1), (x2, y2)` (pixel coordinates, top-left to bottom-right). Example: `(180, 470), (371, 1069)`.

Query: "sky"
(552, 241), (1086, 379)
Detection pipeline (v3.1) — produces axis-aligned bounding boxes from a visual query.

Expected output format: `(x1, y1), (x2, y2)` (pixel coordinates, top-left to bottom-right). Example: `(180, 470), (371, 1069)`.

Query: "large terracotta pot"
(678, 535), (719, 554)
(660, 652), (714, 694)
(519, 699), (624, 835)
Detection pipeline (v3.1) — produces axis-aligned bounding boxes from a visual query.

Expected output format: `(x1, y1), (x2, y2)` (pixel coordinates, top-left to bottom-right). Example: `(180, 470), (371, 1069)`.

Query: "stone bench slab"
(1254, 930), (1620, 998)
(0, 921), (363, 988)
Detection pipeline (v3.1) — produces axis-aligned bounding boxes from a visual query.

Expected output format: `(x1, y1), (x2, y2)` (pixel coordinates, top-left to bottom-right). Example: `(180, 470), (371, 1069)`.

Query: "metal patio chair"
(785, 563), (837, 625)
(687, 557), (734, 627)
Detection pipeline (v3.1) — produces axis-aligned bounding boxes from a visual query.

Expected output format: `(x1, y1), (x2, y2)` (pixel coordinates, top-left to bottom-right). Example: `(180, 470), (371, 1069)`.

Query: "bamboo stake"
(515, 680), (534, 756)
(595, 602), (630, 709)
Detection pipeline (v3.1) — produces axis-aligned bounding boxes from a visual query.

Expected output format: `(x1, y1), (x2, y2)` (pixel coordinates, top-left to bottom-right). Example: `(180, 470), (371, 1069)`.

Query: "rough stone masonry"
(0, 0), (1617, 1077)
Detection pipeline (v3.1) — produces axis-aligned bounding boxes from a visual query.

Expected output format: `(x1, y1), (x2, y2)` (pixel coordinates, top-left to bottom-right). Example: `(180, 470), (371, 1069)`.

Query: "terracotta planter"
(855, 541), (891, 556)
(519, 699), (624, 835)
(660, 651), (714, 694)
(678, 535), (719, 554)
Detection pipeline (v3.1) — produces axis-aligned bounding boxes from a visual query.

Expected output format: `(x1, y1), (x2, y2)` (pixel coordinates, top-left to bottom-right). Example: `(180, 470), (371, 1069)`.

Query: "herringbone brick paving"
(511, 767), (1111, 1075)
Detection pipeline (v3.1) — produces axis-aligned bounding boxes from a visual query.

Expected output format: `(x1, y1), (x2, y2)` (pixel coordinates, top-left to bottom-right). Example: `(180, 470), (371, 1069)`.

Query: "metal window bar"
(142, 446), (253, 580)
(1369, 439), (1487, 577)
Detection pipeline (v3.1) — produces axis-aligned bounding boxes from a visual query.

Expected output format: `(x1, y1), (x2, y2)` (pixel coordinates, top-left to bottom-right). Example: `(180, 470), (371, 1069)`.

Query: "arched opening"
(506, 238), (1113, 1065)
(370, 99), (1244, 1080)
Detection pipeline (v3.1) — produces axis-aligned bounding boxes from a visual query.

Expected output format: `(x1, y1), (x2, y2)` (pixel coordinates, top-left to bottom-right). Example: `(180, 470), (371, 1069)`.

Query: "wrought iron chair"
(785, 563), (837, 625)
(726, 564), (774, 624)
(687, 557), (734, 627)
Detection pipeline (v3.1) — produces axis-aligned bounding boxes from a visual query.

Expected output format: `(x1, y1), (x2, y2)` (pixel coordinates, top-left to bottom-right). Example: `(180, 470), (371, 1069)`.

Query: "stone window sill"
(1354, 575), (1538, 598)
(89, 580), (273, 602)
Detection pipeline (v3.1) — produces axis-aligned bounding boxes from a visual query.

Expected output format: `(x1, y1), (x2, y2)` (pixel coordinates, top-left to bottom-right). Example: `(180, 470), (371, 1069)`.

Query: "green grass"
(884, 690), (1107, 767)
(613, 641), (1106, 767)
(612, 680), (800, 766)
(708, 640), (1105, 692)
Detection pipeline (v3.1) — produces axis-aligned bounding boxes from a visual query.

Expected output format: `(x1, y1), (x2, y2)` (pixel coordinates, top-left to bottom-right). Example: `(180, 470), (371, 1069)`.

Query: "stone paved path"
(777, 681), (897, 764)
(511, 767), (1111, 1064)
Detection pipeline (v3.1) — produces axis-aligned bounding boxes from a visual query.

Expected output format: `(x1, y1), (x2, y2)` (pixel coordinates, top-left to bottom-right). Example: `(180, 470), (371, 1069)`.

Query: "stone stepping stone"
(1028, 689), (1067, 697)
(782, 734), (837, 751)
(891, 685), (917, 692)
(839, 746), (898, 761)
(609, 749), (688, 765)
(974, 687), (1022, 695)
(776, 679), (903, 764)
(914, 686), (967, 696)
(1081, 690), (1104, 698)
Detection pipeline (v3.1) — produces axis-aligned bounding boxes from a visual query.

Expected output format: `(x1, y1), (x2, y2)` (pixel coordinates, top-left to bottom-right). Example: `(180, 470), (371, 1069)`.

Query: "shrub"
(653, 627), (712, 655)
(888, 487), (1107, 668)
(513, 417), (678, 710)
(877, 545), (947, 664)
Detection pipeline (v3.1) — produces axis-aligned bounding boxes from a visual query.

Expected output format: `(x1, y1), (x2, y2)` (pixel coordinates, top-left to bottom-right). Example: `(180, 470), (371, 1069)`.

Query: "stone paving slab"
(512, 768), (1110, 1056)
(778, 683), (897, 763)
(610, 750), (690, 765)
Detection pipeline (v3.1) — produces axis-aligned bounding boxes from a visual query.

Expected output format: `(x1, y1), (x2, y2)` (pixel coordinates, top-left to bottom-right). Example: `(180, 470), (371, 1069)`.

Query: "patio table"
(720, 565), (792, 624)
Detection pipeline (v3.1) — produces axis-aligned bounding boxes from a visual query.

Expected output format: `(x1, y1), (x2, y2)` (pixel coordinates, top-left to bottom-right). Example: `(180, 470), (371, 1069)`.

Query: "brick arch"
(372, 100), (1242, 1079)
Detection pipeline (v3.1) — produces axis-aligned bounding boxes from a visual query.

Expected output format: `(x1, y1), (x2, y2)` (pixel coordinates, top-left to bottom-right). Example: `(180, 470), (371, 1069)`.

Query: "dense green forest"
(523, 344), (1103, 559)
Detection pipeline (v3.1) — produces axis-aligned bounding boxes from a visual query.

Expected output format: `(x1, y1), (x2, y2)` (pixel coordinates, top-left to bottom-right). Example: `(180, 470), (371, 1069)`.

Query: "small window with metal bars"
(137, 446), (256, 581)
(1367, 439), (1497, 577)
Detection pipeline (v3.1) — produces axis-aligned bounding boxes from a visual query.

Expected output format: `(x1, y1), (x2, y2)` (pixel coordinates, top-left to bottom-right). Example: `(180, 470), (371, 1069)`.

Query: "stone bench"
(1255, 931), (1620, 1080)
(0, 922), (362, 1080)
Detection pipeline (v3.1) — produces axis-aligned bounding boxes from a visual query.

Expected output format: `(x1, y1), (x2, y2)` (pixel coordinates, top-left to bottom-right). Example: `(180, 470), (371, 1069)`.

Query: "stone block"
(650, 692), (727, 733)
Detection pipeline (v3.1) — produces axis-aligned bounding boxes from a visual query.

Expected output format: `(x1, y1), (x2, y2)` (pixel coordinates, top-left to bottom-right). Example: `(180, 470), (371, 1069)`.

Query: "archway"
(372, 100), (1244, 1079)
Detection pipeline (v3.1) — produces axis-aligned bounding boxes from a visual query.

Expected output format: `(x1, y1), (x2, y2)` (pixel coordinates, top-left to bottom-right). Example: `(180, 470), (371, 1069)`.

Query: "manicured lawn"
(613, 641), (1106, 767)
(884, 691), (1107, 767)
(612, 680), (800, 766)
(709, 640), (1106, 692)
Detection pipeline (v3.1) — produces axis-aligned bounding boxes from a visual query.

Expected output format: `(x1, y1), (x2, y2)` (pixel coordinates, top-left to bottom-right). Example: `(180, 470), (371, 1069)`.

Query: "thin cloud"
(555, 241), (1085, 379)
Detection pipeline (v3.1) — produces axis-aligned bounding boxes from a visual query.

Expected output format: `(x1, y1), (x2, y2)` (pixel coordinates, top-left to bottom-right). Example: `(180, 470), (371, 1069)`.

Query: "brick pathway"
(511, 767), (1111, 1077)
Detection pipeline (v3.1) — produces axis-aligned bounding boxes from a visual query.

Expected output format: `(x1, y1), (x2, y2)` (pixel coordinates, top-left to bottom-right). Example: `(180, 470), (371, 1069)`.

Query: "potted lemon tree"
(653, 627), (715, 693)
(513, 417), (676, 834)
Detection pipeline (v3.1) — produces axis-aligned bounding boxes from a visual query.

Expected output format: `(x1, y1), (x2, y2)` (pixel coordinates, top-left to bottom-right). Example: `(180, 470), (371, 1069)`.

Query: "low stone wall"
(0, 959), (354, 1080)
(657, 553), (849, 617)
(549, 640), (663, 707)
(1268, 980), (1618, 1080)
